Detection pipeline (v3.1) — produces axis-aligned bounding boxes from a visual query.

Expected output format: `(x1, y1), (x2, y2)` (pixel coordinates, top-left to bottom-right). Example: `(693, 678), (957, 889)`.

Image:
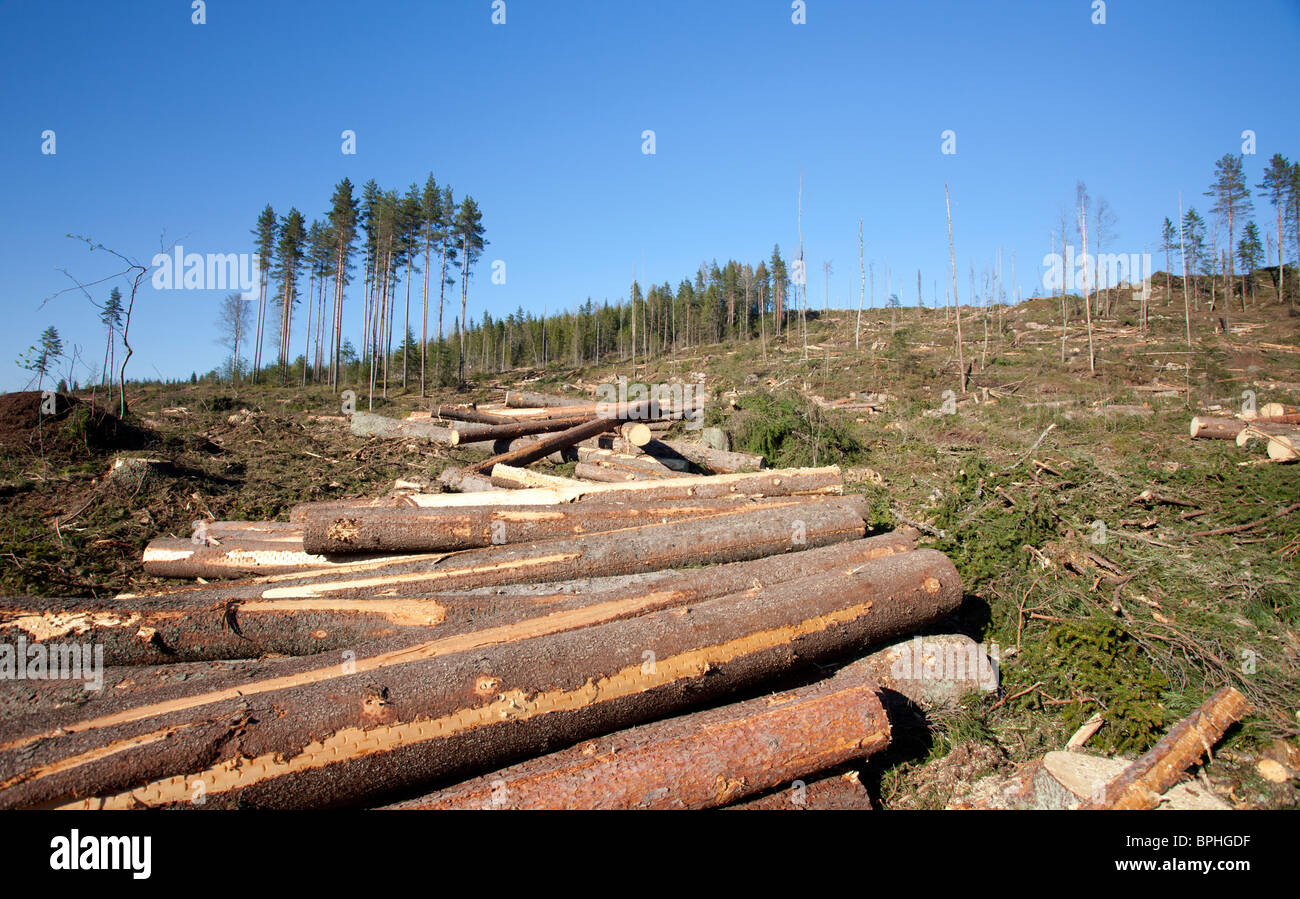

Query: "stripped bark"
(385, 661), (891, 809)
(0, 547), (958, 808)
(448, 416), (594, 446)
(143, 494), (866, 585)
(110, 532), (917, 665)
(487, 465), (583, 490)
(300, 496), (840, 555)
(288, 467), (843, 520)
(1079, 686), (1250, 810)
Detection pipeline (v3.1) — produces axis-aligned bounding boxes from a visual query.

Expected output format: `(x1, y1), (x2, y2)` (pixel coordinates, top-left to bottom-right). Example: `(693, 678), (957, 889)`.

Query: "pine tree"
(1237, 221), (1263, 305)
(251, 205), (277, 381)
(1205, 153), (1253, 313)
(1183, 207), (1207, 304)
(327, 178), (359, 389)
(1256, 153), (1292, 305)
(454, 195), (486, 384)
(100, 286), (123, 390)
(274, 208), (307, 378)
(19, 326), (63, 390)
(1159, 218), (1177, 301)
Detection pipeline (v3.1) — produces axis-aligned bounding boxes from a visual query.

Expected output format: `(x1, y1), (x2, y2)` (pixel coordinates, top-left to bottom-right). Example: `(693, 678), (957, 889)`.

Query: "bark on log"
(0, 547), (958, 808)
(110, 532), (918, 665)
(504, 390), (591, 409)
(176, 496), (871, 586)
(385, 661), (892, 809)
(140, 537), (399, 578)
(1079, 686), (1250, 810)
(573, 462), (682, 482)
(0, 594), (431, 665)
(448, 416), (594, 446)
(725, 770), (873, 810)
(288, 466), (843, 520)
(300, 495), (840, 555)
(647, 439), (764, 473)
(432, 405), (514, 426)
(115, 532), (915, 663)
(350, 411), (454, 445)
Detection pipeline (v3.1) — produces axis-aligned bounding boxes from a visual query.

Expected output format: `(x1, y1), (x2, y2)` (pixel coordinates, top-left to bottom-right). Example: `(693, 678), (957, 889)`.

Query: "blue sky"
(2, 0), (1297, 391)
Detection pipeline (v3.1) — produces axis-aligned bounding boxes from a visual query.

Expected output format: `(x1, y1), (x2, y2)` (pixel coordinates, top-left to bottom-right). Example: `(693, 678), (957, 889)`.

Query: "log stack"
(1189, 399), (1300, 464)
(2, 452), (981, 810)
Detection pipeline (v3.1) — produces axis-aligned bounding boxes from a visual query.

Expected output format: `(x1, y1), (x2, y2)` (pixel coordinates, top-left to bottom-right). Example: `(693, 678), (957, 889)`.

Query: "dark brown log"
(1080, 686), (1250, 810)
(0, 595), (431, 665)
(0, 547), (958, 808)
(301, 496), (839, 555)
(385, 661), (891, 809)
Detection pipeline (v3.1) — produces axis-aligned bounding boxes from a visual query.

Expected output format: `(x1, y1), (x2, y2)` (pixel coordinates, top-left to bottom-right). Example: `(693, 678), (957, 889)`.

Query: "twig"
(1001, 423), (1056, 474)
(1187, 502), (1300, 538)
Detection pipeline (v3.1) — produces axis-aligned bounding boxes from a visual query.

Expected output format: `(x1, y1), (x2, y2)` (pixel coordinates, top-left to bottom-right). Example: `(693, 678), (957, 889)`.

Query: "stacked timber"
(1189, 399), (1300, 464)
(2, 451), (987, 810)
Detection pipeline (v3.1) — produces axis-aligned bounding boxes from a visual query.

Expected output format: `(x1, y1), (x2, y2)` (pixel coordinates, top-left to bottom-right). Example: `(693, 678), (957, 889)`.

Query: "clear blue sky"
(2, 0), (1297, 391)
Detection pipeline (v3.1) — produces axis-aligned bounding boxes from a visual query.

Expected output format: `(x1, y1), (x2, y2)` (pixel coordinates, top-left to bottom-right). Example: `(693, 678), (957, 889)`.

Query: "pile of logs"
(354, 388), (759, 480)
(1, 458), (990, 809)
(1189, 402), (1300, 464)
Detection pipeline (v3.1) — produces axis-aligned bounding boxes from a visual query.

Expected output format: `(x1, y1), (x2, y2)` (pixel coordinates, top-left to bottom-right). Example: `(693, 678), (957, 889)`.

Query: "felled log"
(574, 462), (682, 482)
(300, 496), (838, 555)
(726, 770), (874, 810)
(464, 406), (662, 475)
(646, 439), (763, 474)
(0, 594), (441, 665)
(1194, 415), (1295, 439)
(385, 659), (892, 809)
(436, 466), (497, 493)
(113, 532), (915, 665)
(447, 416), (593, 447)
(251, 496), (871, 590)
(432, 405), (514, 425)
(0, 547), (958, 808)
(1237, 425), (1300, 461)
(141, 536), (398, 579)
(1259, 402), (1300, 421)
(1079, 686), (1250, 810)
(504, 390), (590, 409)
(350, 411), (454, 445)
(487, 465), (583, 490)
(288, 466), (843, 520)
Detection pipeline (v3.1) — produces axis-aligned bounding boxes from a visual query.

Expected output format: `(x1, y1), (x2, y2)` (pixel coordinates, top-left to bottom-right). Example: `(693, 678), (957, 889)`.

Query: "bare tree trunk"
(944, 184), (966, 393)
